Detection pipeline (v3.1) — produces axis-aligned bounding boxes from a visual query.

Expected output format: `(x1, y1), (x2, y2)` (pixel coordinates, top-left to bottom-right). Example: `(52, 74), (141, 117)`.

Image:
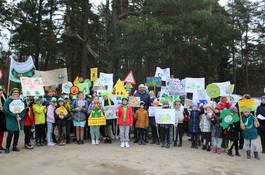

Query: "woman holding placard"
(4, 88), (26, 154)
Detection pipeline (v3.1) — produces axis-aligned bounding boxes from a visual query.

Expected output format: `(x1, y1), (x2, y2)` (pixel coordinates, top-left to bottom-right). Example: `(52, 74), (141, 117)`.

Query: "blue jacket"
(134, 90), (151, 110)
(184, 108), (204, 133)
(256, 103), (265, 130)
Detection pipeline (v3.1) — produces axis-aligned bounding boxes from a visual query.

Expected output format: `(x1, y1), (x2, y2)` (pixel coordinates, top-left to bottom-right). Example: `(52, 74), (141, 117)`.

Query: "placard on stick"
(88, 103), (106, 126)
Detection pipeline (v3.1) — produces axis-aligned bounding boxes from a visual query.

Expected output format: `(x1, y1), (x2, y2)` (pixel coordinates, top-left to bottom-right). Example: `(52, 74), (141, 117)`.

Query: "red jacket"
(217, 102), (232, 110)
(23, 107), (35, 126)
(117, 105), (133, 126)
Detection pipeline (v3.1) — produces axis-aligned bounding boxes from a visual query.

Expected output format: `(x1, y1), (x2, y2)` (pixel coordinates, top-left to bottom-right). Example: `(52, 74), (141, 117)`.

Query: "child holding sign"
(23, 97), (35, 149)
(211, 106), (223, 154)
(200, 104), (213, 151)
(134, 101), (149, 145)
(116, 97), (133, 148)
(46, 97), (57, 146)
(150, 100), (160, 145)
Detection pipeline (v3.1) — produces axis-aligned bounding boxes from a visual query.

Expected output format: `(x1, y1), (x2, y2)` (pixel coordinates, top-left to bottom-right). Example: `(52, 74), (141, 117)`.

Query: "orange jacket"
(134, 109), (149, 128)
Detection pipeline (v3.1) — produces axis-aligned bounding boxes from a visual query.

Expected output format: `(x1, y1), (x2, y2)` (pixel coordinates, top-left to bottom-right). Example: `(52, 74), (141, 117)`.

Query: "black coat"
(211, 114), (223, 138)
(54, 108), (71, 126)
(0, 96), (6, 132)
(103, 99), (114, 125)
(227, 121), (240, 141)
(256, 103), (265, 130)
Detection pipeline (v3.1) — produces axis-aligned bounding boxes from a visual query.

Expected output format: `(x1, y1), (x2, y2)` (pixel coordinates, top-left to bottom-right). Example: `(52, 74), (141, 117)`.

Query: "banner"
(62, 82), (73, 94)
(124, 71), (136, 84)
(213, 81), (230, 96)
(154, 67), (170, 81)
(99, 72), (113, 85)
(185, 77), (205, 93)
(9, 100), (25, 114)
(75, 83), (90, 95)
(35, 68), (68, 86)
(146, 77), (162, 87)
(90, 68), (98, 81)
(21, 77), (45, 96)
(149, 106), (162, 117)
(103, 105), (119, 119)
(166, 78), (186, 96)
(88, 103), (106, 126)
(238, 99), (256, 112)
(9, 56), (36, 83)
(154, 109), (175, 124)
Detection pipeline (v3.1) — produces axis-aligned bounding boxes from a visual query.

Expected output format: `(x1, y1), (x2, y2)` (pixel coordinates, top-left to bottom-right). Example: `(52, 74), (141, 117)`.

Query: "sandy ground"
(0, 131), (264, 175)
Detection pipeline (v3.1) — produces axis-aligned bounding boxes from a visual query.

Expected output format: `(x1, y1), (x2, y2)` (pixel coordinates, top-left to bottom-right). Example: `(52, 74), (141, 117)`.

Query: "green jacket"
(4, 97), (26, 131)
(32, 103), (47, 125)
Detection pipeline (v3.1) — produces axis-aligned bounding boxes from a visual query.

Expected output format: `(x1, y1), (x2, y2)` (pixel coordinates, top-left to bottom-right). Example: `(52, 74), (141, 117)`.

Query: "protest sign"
(206, 84), (221, 98)
(155, 109), (175, 124)
(220, 109), (239, 129)
(166, 78), (186, 96)
(21, 77), (45, 96)
(35, 68), (68, 86)
(9, 100), (25, 114)
(90, 68), (98, 81)
(110, 79), (128, 97)
(146, 77), (162, 87)
(44, 85), (56, 91)
(149, 106), (162, 117)
(88, 103), (106, 126)
(213, 81), (230, 96)
(238, 99), (256, 112)
(99, 72), (113, 85)
(103, 105), (119, 119)
(75, 83), (90, 95)
(185, 77), (205, 93)
(124, 71), (136, 84)
(129, 96), (140, 107)
(62, 82), (73, 94)
(55, 106), (69, 116)
(154, 67), (170, 81)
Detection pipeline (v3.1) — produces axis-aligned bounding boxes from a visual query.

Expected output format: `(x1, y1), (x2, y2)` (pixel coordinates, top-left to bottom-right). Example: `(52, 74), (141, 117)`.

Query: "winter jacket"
(72, 99), (88, 122)
(23, 106), (35, 126)
(149, 117), (156, 126)
(4, 97), (26, 131)
(54, 107), (71, 126)
(217, 101), (232, 110)
(184, 108), (204, 133)
(32, 103), (47, 125)
(242, 114), (258, 140)
(0, 96), (6, 132)
(134, 90), (151, 110)
(227, 121), (240, 141)
(211, 113), (223, 138)
(65, 102), (72, 121)
(134, 109), (149, 129)
(256, 103), (265, 130)
(174, 105), (185, 124)
(199, 112), (213, 132)
(102, 99), (114, 125)
(116, 105), (133, 126)
(47, 105), (56, 123)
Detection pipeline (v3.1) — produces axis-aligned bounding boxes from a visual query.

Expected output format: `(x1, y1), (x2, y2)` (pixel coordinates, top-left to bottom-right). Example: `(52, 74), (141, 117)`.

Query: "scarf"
(244, 115), (254, 126)
(101, 97), (111, 107)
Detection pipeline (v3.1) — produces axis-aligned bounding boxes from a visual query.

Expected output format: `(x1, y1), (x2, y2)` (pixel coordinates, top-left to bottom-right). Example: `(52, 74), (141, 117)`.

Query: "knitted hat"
(86, 95), (92, 99)
(261, 96), (265, 100)
(243, 111), (250, 114)
(72, 96), (77, 100)
(149, 91), (154, 94)
(215, 105), (222, 111)
(58, 97), (65, 102)
(122, 97), (128, 101)
(64, 95), (69, 99)
(229, 106), (238, 114)
(140, 101), (145, 106)
(0, 85), (4, 89)
(101, 92), (109, 97)
(10, 88), (21, 95)
(174, 97), (181, 103)
(23, 97), (30, 102)
(50, 97), (57, 103)
(163, 100), (169, 106)
(34, 96), (41, 102)
(192, 103), (197, 107)
(152, 99), (159, 106)
(204, 104), (212, 110)
(0, 86), (2, 90)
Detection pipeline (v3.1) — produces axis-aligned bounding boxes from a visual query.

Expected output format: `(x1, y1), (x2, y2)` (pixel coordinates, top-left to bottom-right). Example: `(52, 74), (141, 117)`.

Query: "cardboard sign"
(62, 82), (73, 94)
(149, 106), (162, 117)
(185, 98), (193, 109)
(146, 77), (162, 87)
(154, 67), (170, 81)
(129, 96), (140, 107)
(206, 84), (220, 98)
(21, 77), (45, 96)
(213, 81), (230, 96)
(99, 72), (113, 85)
(159, 86), (173, 106)
(166, 78), (186, 96)
(124, 71), (136, 84)
(103, 105), (119, 120)
(185, 78), (205, 93)
(45, 85), (56, 91)
(70, 86), (79, 95)
(220, 109), (239, 129)
(238, 99), (256, 112)
(55, 106), (69, 116)
(90, 68), (98, 81)
(75, 83), (90, 95)
(154, 109), (175, 124)
(124, 83), (133, 89)
(84, 79), (92, 88)
(110, 79), (128, 97)
(35, 68), (68, 86)
(88, 103), (106, 126)
(227, 84), (235, 94)
(9, 100), (25, 114)
(197, 90), (210, 104)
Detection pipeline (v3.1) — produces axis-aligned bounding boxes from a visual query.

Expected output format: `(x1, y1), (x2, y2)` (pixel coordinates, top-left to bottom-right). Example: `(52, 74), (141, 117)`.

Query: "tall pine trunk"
(81, 0), (89, 78)
(66, 0), (72, 81)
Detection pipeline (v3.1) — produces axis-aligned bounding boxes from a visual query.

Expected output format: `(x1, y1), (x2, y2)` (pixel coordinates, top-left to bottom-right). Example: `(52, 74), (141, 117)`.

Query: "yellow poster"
(90, 68), (98, 81)
(88, 103), (106, 126)
(55, 106), (68, 115)
(109, 79), (128, 97)
(129, 96), (140, 107)
(238, 99), (256, 112)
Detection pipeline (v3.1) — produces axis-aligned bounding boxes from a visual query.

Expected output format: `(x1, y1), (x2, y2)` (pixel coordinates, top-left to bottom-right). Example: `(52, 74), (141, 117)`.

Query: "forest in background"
(0, 0), (265, 96)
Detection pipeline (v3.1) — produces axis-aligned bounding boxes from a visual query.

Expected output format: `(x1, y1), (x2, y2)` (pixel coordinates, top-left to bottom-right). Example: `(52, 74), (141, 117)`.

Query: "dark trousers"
(133, 119), (136, 137)
(35, 124), (45, 140)
(175, 123), (184, 143)
(202, 132), (211, 146)
(191, 133), (198, 142)
(151, 126), (158, 140)
(66, 120), (71, 137)
(183, 121), (189, 135)
(84, 119), (90, 138)
(259, 129), (265, 150)
(100, 123), (106, 137)
(113, 119), (119, 136)
(136, 128), (146, 140)
(58, 125), (66, 140)
(239, 129), (244, 148)
(6, 130), (19, 148)
(24, 126), (31, 144)
(229, 140), (239, 153)
(160, 127), (170, 143)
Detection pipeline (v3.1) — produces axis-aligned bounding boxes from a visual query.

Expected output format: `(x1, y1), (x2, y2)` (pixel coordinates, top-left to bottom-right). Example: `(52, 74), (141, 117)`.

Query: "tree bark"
(34, 0), (43, 70)
(65, 0), (72, 81)
(44, 0), (53, 71)
(81, 0), (89, 78)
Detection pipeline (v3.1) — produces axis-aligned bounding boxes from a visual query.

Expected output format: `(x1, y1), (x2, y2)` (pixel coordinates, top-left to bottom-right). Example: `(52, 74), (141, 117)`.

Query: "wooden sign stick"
(97, 125), (99, 146)
(156, 126), (160, 138)
(174, 126), (176, 141)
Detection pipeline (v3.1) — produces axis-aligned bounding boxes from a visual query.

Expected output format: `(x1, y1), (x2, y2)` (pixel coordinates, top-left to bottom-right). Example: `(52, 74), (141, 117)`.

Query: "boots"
(217, 148), (221, 154)
(150, 140), (156, 144)
(174, 141), (177, 147)
(109, 139), (112, 144)
(197, 140), (201, 146)
(161, 142), (165, 148)
(207, 146), (211, 152)
(40, 139), (44, 146)
(5, 148), (9, 154)
(254, 152), (260, 160)
(191, 141), (195, 148)
(36, 138), (41, 146)
(213, 148), (217, 153)
(201, 145), (207, 150)
(62, 140), (66, 146)
(12, 146), (20, 152)
(166, 143), (170, 149)
(246, 150), (251, 159)
(235, 150), (241, 157)
(194, 141), (198, 149)
(60, 140), (63, 146)
(178, 141), (182, 147)
(227, 149), (234, 157)
(66, 135), (70, 144)
(156, 139), (160, 145)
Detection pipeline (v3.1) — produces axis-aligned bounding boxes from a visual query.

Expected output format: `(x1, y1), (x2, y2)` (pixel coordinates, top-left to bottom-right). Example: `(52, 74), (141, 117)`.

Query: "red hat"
(215, 105), (223, 111)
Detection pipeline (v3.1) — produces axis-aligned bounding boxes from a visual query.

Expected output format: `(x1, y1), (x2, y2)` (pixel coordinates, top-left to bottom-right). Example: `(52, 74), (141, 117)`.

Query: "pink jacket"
(46, 105), (56, 123)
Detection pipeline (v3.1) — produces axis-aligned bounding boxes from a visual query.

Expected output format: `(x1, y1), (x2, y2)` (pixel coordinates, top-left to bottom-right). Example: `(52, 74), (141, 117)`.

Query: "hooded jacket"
(134, 108), (149, 128)
(32, 103), (47, 125)
(71, 99), (88, 122)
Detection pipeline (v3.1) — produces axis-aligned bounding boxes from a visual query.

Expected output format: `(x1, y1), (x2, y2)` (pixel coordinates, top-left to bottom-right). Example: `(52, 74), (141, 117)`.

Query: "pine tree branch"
(118, 11), (140, 20)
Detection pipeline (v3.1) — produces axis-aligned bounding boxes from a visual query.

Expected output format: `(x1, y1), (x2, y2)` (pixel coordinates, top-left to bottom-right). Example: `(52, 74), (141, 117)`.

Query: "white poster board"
(21, 77), (45, 96)
(149, 106), (162, 117)
(155, 109), (175, 124)
(99, 72), (113, 85)
(166, 78), (186, 96)
(103, 105), (119, 119)
(185, 77), (205, 93)
(213, 81), (230, 96)
(62, 82), (73, 94)
(9, 100), (25, 114)
(154, 67), (170, 81)
(197, 90), (211, 103)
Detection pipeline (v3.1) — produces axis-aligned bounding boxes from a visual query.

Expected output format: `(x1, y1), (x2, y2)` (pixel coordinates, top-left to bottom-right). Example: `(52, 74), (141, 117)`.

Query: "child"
(116, 97), (133, 148)
(64, 95), (72, 144)
(184, 103), (204, 149)
(54, 98), (71, 146)
(23, 97), (35, 149)
(200, 104), (213, 151)
(211, 105), (223, 154)
(150, 100), (160, 145)
(134, 101), (149, 145)
(32, 96), (47, 146)
(46, 97), (57, 146)
(156, 101), (174, 149)
(87, 96), (104, 145)
(240, 111), (260, 160)
(227, 106), (241, 157)
(173, 98), (184, 147)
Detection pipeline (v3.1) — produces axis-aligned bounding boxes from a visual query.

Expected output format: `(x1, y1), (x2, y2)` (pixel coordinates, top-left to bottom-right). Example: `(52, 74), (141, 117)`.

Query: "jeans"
(47, 122), (53, 143)
(245, 139), (258, 152)
(24, 126), (31, 144)
(90, 125), (100, 140)
(165, 125), (173, 143)
(105, 125), (112, 138)
(58, 125), (66, 140)
(119, 123), (130, 142)
(6, 130), (19, 148)
(213, 137), (223, 148)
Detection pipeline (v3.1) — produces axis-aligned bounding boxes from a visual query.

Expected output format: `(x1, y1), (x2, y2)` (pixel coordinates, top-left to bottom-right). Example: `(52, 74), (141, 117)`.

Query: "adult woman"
(0, 86), (7, 152)
(71, 91), (88, 144)
(256, 96), (265, 153)
(4, 88), (26, 153)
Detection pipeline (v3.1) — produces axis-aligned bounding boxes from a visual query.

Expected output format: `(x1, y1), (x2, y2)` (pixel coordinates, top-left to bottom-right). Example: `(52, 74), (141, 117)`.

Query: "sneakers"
(40, 139), (44, 146)
(235, 152), (241, 157)
(115, 136), (119, 140)
(0, 147), (6, 151)
(95, 140), (99, 144)
(77, 140), (80, 145)
(112, 136), (115, 139)
(174, 141), (177, 147)
(161, 142), (165, 148)
(104, 139), (108, 144)
(227, 150), (234, 157)
(47, 142), (56, 147)
(5, 148), (9, 154)
(166, 143), (170, 149)
(121, 142), (125, 147)
(191, 142), (194, 148)
(138, 140), (141, 145)
(144, 139), (149, 143)
(194, 142), (198, 149)
(25, 143), (34, 149)
(133, 139), (138, 143)
(254, 152), (260, 160)
(217, 148), (221, 154)
(213, 148), (217, 153)
(109, 139), (112, 144)
(156, 140), (160, 145)
(36, 139), (41, 146)
(103, 137), (106, 140)
(92, 140), (96, 145)
(125, 142), (130, 148)
(141, 140), (146, 145)
(150, 140), (156, 144)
